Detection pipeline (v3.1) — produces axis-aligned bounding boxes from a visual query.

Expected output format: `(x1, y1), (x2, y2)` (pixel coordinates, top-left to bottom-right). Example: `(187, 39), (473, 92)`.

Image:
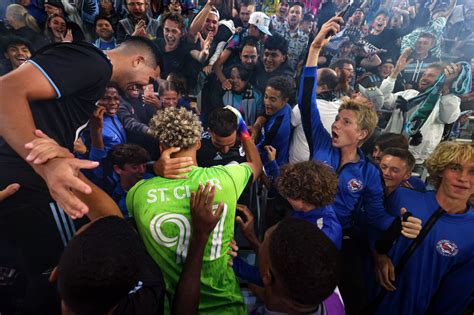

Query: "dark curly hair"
(276, 161), (338, 208)
(269, 217), (341, 307)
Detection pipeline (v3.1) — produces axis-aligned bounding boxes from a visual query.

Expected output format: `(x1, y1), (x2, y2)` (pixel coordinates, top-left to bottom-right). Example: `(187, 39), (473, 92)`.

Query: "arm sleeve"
(117, 103), (150, 135)
(231, 257), (264, 286)
(437, 94), (461, 124)
(223, 164), (254, 198)
(380, 77), (398, 109)
(264, 160), (280, 179)
(298, 66), (333, 160)
(363, 165), (396, 231)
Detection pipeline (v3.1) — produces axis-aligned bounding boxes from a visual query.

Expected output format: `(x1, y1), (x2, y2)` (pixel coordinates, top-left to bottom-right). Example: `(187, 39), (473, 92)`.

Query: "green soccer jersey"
(126, 164), (253, 314)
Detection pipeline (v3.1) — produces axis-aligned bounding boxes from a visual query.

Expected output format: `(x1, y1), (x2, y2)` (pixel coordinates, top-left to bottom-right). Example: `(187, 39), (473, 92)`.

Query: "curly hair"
(338, 99), (378, 143)
(425, 142), (473, 189)
(149, 107), (202, 150)
(276, 161), (338, 208)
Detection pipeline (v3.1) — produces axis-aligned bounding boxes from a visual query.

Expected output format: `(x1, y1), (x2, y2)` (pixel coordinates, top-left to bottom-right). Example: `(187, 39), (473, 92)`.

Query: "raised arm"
(187, 0), (214, 43)
(224, 106), (262, 181)
(380, 48), (412, 109)
(299, 17), (342, 159)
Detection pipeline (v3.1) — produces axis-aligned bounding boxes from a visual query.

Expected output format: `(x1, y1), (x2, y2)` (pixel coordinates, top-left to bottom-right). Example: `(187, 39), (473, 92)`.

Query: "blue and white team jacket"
(298, 67), (395, 231)
(257, 104), (291, 167)
(291, 206), (342, 250)
(375, 188), (474, 315)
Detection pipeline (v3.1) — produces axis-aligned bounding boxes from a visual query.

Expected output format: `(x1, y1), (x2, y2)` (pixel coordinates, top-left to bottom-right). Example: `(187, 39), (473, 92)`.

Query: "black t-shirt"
(156, 38), (192, 79)
(196, 133), (246, 167)
(0, 41), (112, 195)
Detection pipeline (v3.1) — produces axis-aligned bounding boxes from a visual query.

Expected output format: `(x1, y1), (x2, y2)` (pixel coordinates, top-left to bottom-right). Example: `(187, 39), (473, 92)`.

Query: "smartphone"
(143, 84), (155, 97)
(337, 0), (353, 20)
(325, 0), (353, 38)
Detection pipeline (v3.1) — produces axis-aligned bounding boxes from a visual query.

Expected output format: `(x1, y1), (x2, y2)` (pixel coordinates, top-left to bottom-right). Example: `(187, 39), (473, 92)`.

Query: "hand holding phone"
(325, 0), (353, 38)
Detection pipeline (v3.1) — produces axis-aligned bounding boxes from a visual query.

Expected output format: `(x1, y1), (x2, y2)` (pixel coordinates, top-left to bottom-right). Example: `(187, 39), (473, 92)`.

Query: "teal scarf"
(405, 61), (472, 138)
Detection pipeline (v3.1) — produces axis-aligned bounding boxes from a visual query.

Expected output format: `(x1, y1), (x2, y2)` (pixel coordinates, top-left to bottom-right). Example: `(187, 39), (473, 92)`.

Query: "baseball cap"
(249, 12), (272, 36)
(358, 85), (384, 110)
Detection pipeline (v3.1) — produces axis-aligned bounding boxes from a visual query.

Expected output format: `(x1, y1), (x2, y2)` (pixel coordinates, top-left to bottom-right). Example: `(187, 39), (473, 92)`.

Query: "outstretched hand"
(310, 16), (344, 50)
(190, 182), (224, 237)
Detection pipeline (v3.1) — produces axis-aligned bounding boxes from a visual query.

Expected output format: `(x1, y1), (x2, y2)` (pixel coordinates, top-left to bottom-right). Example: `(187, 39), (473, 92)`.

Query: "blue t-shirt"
(374, 188), (474, 315)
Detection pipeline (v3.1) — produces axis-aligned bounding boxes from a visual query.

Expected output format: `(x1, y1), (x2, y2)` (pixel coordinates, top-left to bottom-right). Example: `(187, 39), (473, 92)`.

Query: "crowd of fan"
(0, 0), (473, 314)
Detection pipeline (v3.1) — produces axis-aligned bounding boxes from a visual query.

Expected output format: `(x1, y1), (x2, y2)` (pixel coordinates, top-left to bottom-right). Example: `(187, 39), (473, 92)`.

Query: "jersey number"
(149, 204), (228, 263)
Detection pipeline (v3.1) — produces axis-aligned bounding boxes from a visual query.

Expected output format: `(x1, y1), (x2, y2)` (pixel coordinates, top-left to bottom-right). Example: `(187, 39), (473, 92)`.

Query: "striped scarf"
(405, 61), (472, 138)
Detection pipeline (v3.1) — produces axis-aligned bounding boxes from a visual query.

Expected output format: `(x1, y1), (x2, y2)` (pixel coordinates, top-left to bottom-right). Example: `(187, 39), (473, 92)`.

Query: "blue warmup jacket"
(375, 188), (474, 315)
(299, 66), (394, 231)
(257, 104), (291, 166)
(233, 206), (342, 284)
(291, 206), (342, 250)
(101, 114), (127, 152)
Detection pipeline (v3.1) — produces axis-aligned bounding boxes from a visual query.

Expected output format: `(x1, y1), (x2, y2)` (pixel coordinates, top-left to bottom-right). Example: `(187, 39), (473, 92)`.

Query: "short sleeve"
(30, 43), (112, 99)
(222, 164), (253, 198)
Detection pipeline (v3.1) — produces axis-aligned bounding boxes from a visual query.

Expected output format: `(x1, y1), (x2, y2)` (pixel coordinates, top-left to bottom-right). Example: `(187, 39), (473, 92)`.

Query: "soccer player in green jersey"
(127, 107), (262, 314)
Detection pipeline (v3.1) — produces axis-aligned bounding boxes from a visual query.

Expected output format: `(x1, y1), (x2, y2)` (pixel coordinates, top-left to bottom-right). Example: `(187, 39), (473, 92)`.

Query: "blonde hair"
(6, 4), (41, 33)
(425, 142), (474, 189)
(149, 107), (202, 150)
(338, 99), (378, 143)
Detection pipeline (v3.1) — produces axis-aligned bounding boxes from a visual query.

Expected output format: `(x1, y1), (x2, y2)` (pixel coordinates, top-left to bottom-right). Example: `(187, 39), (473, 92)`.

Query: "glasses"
(206, 18), (218, 25)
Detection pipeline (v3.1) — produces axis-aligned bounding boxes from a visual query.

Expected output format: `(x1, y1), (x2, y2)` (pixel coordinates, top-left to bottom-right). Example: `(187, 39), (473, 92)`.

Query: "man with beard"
(272, 2), (308, 72)
(116, 0), (160, 42)
(0, 36), (32, 75)
(213, 12), (270, 90)
(254, 33), (294, 93)
(92, 16), (117, 50)
(400, 34), (440, 90)
(382, 49), (462, 165)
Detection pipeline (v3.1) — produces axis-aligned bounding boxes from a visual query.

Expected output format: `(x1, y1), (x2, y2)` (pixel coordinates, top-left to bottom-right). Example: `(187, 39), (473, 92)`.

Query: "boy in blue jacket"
(300, 17), (422, 313)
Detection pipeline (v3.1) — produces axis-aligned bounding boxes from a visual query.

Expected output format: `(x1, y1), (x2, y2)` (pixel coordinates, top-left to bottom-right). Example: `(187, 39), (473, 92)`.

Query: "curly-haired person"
(126, 107), (262, 314)
(371, 142), (474, 315)
(276, 160), (342, 249)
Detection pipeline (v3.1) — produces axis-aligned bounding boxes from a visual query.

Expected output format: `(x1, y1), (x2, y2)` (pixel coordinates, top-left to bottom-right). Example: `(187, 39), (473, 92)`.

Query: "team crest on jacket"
(436, 240), (458, 257)
(347, 178), (363, 192)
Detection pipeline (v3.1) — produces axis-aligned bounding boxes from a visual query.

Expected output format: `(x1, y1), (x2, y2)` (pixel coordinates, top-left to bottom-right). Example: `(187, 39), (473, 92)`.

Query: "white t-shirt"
(289, 99), (341, 163)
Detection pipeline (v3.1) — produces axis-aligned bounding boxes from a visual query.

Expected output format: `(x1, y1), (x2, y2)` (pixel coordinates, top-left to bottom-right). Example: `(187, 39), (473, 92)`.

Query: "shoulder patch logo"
(436, 240), (458, 257)
(347, 178), (363, 193)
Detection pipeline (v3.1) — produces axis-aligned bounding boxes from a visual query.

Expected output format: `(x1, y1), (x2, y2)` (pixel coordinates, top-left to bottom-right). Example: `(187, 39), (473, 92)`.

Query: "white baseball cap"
(249, 12), (272, 36)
